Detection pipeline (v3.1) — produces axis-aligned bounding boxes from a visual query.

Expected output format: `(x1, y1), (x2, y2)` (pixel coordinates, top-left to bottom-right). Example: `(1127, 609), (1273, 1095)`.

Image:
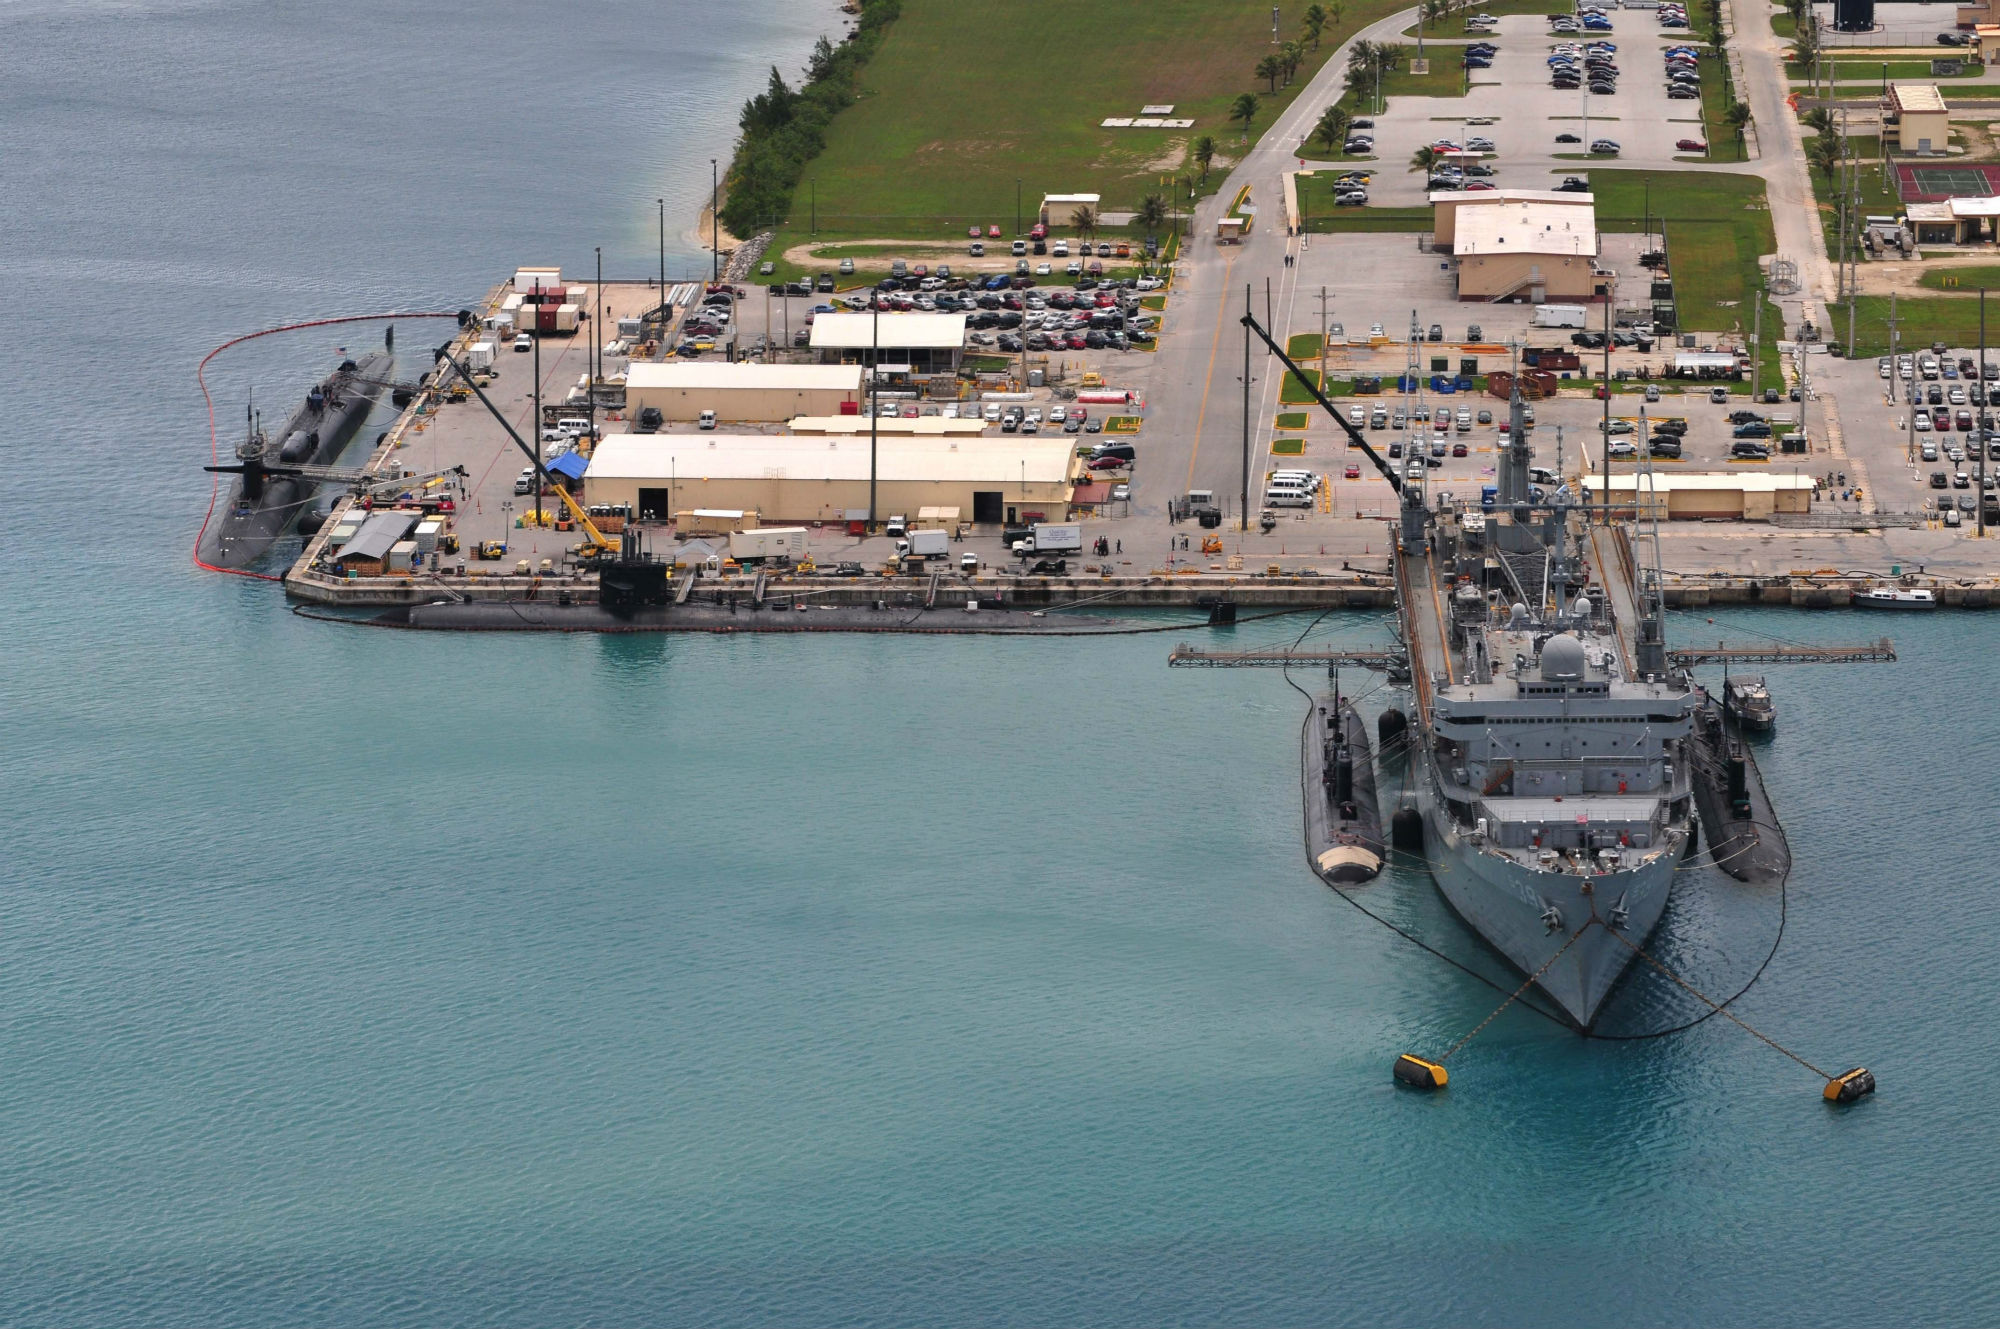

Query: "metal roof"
(808, 313), (967, 351)
(334, 511), (418, 562)
(1431, 188), (1592, 205)
(586, 432), (1074, 484)
(545, 452), (588, 480)
(1581, 472), (1815, 493)
(625, 362), (864, 392)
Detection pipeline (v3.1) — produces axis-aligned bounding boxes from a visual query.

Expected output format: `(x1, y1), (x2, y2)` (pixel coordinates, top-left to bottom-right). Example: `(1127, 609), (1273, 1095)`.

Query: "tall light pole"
(657, 198), (667, 318)
(591, 246), (601, 445)
(1015, 178), (1022, 236)
(710, 158), (720, 283)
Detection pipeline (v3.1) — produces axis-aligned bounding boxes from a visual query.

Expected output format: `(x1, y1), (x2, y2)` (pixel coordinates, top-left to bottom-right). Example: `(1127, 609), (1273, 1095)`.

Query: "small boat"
(1852, 586), (1937, 610)
(1722, 672), (1775, 731)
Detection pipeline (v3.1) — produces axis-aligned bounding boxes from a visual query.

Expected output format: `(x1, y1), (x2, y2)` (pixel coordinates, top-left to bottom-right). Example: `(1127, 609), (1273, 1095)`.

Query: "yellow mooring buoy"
(1393, 1054), (1448, 1090)
(1824, 1067), (1876, 1104)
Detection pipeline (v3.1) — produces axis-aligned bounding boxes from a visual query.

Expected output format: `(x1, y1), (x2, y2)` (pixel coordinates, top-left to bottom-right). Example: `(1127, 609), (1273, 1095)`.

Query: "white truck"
(896, 529), (950, 560)
(1011, 522), (1082, 556)
(1530, 304), (1590, 329)
(727, 526), (810, 563)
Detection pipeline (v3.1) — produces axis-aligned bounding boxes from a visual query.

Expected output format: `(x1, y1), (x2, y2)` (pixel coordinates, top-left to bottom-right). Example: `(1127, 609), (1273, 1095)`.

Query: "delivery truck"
(1010, 522), (1082, 557)
(895, 529), (950, 560)
(727, 526), (810, 563)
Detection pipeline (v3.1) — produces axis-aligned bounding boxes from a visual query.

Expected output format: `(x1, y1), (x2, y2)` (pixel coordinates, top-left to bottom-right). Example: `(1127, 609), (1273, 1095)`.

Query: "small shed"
(544, 451), (589, 489)
(329, 511), (418, 575)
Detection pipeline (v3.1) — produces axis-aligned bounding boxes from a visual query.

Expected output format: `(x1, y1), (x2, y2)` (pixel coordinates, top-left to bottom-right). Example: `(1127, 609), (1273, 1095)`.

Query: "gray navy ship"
(198, 334), (394, 569)
(1392, 392), (1696, 1029)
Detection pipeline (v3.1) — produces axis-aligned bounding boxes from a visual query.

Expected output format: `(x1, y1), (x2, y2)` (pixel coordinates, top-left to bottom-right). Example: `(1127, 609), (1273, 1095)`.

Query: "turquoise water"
(5, 4), (2000, 1323)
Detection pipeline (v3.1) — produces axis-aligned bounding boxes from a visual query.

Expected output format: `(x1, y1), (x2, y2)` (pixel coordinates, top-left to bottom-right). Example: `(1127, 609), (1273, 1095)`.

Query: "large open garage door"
(972, 491), (1003, 524)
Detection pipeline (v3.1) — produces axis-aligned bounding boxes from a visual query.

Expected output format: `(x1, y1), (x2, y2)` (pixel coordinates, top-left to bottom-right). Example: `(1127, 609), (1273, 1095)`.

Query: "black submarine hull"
(198, 349), (392, 569)
(1304, 697), (1385, 884)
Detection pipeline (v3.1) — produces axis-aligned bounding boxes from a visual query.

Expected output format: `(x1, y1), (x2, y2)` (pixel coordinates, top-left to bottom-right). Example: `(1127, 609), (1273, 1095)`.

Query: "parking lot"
(1330, 12), (1715, 207)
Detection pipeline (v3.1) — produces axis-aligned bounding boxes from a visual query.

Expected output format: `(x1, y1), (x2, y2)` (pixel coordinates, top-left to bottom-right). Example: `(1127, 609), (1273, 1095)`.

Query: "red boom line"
(193, 311), (463, 581)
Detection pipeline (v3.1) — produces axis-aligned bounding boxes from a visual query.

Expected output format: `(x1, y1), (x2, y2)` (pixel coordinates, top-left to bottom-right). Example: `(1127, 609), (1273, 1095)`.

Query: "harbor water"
(4, 2), (1999, 1322)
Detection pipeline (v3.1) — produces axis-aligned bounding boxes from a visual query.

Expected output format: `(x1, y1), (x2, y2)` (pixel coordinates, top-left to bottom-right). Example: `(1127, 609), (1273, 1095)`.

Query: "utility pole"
(531, 284), (544, 531)
(1601, 298), (1612, 525)
(711, 158), (720, 283)
(1318, 284), (1330, 390)
(590, 247), (601, 445)
(869, 298), (879, 527)
(1752, 291), (1761, 396)
(1981, 289), (1988, 537)
(657, 198), (667, 319)
(1242, 283), (1253, 532)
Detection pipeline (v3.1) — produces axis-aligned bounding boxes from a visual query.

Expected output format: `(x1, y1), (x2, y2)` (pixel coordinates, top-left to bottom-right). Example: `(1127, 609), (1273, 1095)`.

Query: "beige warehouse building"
(1581, 472), (1813, 520)
(1430, 189), (1593, 249)
(625, 362), (864, 423)
(809, 312), (967, 373)
(1450, 198), (1605, 302)
(584, 432), (1077, 525)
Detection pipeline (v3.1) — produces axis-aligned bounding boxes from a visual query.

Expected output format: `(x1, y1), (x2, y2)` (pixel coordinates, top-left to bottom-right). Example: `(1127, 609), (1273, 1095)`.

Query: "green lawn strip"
(1770, 11), (1795, 38)
(1285, 335), (1322, 360)
(1337, 63), (1476, 120)
(1140, 294), (1167, 310)
(1272, 437), (1306, 455)
(1919, 266), (2000, 291)
(1281, 367), (1326, 403)
(1787, 59), (1989, 83)
(1275, 410), (1310, 429)
(757, 0), (1435, 267)
(1694, 50), (1749, 163)
(1825, 296), (2000, 357)
(1302, 206), (1432, 233)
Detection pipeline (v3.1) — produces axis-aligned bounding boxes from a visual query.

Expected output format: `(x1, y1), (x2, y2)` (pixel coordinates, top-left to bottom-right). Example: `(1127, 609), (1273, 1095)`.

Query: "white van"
(698, 410), (717, 430)
(1270, 470), (1318, 492)
(1266, 487), (1314, 508)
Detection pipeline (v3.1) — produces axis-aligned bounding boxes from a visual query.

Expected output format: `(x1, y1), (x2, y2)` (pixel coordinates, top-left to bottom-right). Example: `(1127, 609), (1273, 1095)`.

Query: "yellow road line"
(1185, 248), (1241, 491)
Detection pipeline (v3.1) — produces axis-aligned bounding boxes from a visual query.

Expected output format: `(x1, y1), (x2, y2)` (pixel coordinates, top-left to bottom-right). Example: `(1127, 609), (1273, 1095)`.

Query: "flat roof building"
(625, 362), (864, 423)
(1883, 83), (1950, 154)
(1430, 189), (1593, 248)
(583, 432), (1076, 526)
(1447, 198), (1604, 303)
(809, 312), (966, 373)
(1580, 471), (1812, 520)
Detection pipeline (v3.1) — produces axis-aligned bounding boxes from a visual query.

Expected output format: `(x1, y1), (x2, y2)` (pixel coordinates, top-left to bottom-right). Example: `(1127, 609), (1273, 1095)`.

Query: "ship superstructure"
(1394, 386), (1695, 1027)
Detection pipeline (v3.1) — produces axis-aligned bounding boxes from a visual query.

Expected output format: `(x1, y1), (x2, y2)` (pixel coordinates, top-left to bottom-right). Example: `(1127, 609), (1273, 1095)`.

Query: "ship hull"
(197, 351), (391, 569)
(1415, 770), (1682, 1029)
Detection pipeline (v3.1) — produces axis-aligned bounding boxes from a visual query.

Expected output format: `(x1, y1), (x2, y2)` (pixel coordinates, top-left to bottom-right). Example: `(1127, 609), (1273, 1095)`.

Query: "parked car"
(1555, 132), (1582, 143)
(1589, 139), (1621, 155)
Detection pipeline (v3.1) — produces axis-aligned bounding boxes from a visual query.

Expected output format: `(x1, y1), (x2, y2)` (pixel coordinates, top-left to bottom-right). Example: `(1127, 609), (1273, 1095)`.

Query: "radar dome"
(1539, 633), (1587, 682)
(1572, 595), (1592, 619)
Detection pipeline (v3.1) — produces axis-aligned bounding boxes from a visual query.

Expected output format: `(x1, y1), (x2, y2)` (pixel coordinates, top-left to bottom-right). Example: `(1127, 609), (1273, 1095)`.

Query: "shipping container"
(727, 526), (810, 562)
(1530, 304), (1590, 329)
(387, 540), (418, 574)
(513, 267), (561, 293)
(467, 341), (496, 372)
(413, 520), (442, 556)
(553, 303), (580, 333)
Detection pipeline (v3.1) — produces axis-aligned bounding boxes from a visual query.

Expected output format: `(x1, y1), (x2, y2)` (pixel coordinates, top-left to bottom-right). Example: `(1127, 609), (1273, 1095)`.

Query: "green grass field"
(1284, 336), (1321, 360)
(1770, 11), (1795, 38)
(1275, 410), (1310, 428)
(1583, 170), (1782, 389)
(1787, 58), (1987, 85)
(1920, 266), (2000, 292)
(1301, 205), (1432, 233)
(1824, 296), (2000, 356)
(1811, 143), (1900, 262)
(756, 0), (1427, 272)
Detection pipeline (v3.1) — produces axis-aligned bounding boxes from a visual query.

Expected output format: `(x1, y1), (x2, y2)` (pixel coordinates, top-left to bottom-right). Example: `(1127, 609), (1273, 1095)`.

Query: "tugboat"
(1721, 669), (1775, 731)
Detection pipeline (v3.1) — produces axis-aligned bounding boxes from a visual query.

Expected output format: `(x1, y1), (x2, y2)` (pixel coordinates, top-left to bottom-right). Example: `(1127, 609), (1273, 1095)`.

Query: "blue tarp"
(545, 451), (588, 481)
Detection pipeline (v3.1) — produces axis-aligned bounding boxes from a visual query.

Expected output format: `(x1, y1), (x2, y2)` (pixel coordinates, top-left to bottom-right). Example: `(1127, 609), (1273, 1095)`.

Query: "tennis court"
(1896, 163), (2000, 202)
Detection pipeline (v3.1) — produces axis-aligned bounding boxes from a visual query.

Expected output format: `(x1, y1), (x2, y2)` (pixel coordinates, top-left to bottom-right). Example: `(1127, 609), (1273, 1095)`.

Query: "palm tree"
(1192, 135), (1217, 182)
(1133, 192), (1168, 241)
(1229, 92), (1261, 141)
(1313, 104), (1351, 155)
(1281, 40), (1305, 85)
(1256, 54), (1283, 92)
(1303, 3), (1328, 49)
(1725, 99), (1753, 144)
(1069, 204), (1098, 247)
(1410, 144), (1443, 173)
(1807, 132), (1842, 184)
(1802, 106), (1834, 137)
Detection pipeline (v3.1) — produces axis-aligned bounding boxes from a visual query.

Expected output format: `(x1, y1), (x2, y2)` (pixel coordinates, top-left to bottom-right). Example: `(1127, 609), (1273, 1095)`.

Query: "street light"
(1016, 178), (1022, 236)
(657, 198), (666, 316)
(710, 158), (719, 283)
